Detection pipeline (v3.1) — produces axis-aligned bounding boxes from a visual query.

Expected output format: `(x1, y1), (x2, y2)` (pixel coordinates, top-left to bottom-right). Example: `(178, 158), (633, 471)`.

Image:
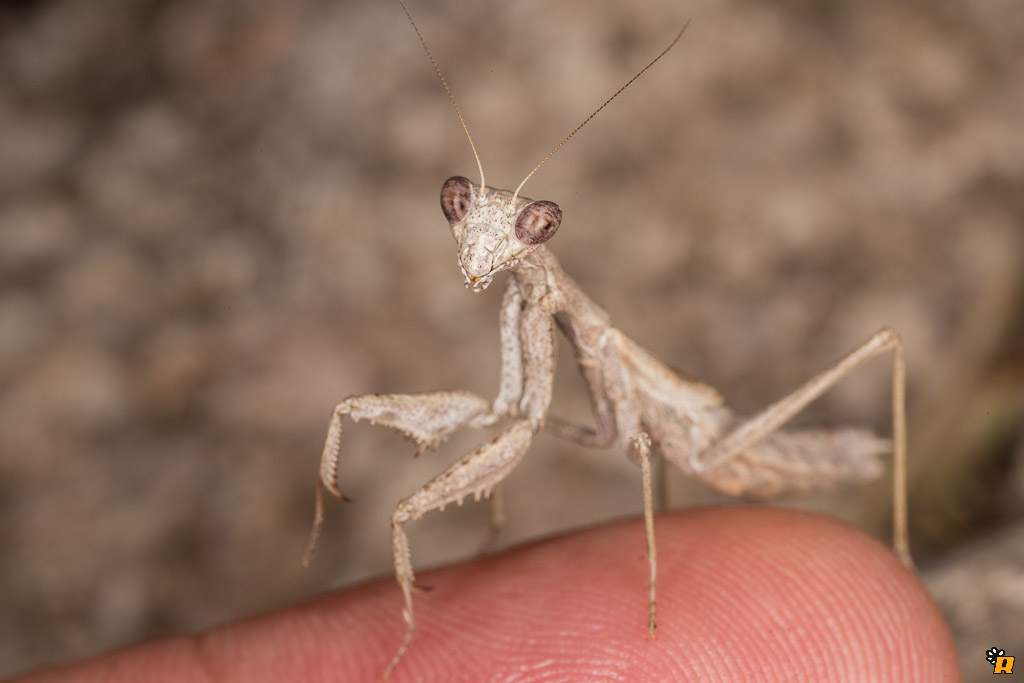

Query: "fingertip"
(13, 508), (959, 683)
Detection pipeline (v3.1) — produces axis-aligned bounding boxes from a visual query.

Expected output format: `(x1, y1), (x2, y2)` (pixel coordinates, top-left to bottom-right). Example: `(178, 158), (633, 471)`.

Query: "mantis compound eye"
(440, 176), (473, 224)
(515, 200), (562, 245)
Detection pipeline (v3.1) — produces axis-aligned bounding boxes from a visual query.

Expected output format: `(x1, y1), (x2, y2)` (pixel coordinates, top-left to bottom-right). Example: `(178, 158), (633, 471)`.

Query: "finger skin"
(11, 507), (960, 683)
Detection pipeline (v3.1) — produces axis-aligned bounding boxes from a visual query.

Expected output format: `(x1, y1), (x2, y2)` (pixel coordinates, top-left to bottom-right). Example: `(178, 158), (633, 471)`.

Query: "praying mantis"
(303, 1), (913, 676)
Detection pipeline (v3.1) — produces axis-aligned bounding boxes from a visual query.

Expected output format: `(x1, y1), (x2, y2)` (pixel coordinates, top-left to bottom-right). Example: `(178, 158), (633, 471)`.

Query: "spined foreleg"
(388, 420), (534, 676)
(304, 390), (497, 566)
(384, 301), (555, 675)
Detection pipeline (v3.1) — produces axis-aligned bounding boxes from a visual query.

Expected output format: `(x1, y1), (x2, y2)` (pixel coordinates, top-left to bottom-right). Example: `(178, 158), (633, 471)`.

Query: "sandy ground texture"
(1, 0), (1022, 680)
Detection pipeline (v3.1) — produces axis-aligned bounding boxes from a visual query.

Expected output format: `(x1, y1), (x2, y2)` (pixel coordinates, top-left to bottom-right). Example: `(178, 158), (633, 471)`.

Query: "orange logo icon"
(987, 647), (1015, 674)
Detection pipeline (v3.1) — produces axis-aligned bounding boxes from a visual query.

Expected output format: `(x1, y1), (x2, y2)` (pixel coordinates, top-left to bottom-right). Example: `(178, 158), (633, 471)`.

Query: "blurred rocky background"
(1, 0), (1021, 679)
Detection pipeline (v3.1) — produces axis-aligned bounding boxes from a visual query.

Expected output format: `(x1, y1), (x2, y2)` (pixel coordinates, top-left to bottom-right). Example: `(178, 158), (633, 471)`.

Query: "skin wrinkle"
(633, 525), (735, 681)
(769, 517), (882, 678)
(788, 518), (944, 680)
(499, 658), (558, 683)
(425, 596), (494, 675)
(432, 517), (636, 680)
(795, 539), (864, 678)
(649, 537), (736, 681)
(413, 648), (450, 683)
(493, 560), (632, 678)
(404, 553), (545, 679)
(746, 573), (817, 681)
(651, 544), (723, 678)
(821, 568), (873, 677)
(864, 592), (905, 677)
(838, 544), (893, 676)
(764, 531), (854, 677)
(565, 628), (633, 678)
(867, 552), (937, 678)
(832, 537), (911, 677)
(697, 562), (790, 682)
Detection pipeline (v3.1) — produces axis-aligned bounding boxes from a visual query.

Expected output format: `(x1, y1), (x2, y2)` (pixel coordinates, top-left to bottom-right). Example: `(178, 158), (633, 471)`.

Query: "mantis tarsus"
(303, 1), (913, 676)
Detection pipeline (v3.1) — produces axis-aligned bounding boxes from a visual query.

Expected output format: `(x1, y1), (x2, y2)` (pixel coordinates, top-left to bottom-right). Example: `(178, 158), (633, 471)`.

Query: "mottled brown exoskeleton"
(304, 2), (913, 677)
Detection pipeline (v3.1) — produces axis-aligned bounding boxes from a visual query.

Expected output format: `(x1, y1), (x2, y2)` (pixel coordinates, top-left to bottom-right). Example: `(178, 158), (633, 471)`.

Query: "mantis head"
(440, 176), (561, 292)
(398, 0), (686, 293)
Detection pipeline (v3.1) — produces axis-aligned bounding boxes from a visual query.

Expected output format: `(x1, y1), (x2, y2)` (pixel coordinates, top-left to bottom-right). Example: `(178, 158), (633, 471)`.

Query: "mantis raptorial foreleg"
(305, 277), (535, 567)
(304, 390), (498, 567)
(492, 277), (525, 417)
(388, 419), (534, 676)
(384, 301), (554, 675)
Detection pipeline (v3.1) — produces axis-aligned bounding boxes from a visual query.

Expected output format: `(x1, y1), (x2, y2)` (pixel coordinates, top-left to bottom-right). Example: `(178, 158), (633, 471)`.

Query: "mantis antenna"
(395, 0), (487, 191)
(512, 19), (692, 204)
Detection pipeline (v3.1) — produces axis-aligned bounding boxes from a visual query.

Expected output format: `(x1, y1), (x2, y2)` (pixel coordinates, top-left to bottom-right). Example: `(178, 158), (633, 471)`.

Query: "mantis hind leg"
(681, 328), (911, 567)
